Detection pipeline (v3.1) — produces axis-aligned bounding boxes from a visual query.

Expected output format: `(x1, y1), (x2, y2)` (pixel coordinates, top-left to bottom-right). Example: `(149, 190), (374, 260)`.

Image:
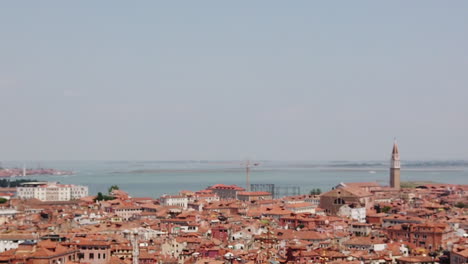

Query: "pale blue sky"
(1, 1), (467, 161)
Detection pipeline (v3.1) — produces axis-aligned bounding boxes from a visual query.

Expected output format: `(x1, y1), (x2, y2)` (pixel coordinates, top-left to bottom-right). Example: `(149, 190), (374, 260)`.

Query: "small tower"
(131, 231), (139, 264)
(390, 140), (401, 189)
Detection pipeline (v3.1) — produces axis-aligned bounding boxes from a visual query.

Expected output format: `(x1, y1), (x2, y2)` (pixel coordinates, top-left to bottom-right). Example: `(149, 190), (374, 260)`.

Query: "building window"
(334, 198), (345, 205)
(90, 253), (94, 259)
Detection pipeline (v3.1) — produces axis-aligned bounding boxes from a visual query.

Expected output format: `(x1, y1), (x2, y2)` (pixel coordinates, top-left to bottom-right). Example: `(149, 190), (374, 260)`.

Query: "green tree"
(0, 198), (8, 204)
(309, 188), (322, 195)
(94, 192), (115, 202)
(454, 202), (466, 209)
(95, 192), (104, 201)
(108, 185), (119, 194)
(382, 206), (392, 213)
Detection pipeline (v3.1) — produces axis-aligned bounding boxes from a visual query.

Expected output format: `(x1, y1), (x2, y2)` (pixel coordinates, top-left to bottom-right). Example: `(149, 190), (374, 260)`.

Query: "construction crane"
(243, 160), (259, 192)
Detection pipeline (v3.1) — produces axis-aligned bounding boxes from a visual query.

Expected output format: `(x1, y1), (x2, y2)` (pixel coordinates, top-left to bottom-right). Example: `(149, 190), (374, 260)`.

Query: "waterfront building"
(17, 182), (88, 201)
(207, 184), (245, 200)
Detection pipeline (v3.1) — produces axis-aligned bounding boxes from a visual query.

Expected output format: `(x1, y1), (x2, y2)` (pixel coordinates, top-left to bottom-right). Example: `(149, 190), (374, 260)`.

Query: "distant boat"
(369, 170), (376, 174)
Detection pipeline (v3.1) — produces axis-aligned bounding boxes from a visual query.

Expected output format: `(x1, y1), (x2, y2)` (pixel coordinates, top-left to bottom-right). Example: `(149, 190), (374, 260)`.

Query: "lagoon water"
(3, 160), (467, 198)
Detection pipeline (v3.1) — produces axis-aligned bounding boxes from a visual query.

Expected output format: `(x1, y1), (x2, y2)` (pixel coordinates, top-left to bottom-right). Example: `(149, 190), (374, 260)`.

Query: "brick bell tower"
(390, 139), (401, 189)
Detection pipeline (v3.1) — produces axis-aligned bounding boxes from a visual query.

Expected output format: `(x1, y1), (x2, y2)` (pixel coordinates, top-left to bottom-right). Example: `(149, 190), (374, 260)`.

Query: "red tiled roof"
(209, 184), (245, 191)
(238, 191), (271, 196)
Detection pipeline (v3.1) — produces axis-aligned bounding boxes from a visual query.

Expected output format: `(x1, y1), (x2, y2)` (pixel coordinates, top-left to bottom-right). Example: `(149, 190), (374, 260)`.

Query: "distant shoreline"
(109, 166), (466, 174)
(317, 167), (466, 172)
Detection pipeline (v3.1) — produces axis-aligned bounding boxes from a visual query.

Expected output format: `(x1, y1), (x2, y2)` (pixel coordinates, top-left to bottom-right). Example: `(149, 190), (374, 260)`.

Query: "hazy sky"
(1, 1), (467, 161)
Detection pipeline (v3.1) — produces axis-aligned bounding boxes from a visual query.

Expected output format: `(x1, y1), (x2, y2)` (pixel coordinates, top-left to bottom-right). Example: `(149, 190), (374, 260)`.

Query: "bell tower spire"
(390, 139), (401, 189)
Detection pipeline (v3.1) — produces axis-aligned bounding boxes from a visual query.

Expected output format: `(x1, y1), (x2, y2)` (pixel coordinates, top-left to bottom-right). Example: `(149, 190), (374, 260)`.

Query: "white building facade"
(0, 234), (38, 252)
(160, 195), (188, 209)
(338, 205), (367, 223)
(17, 182), (88, 201)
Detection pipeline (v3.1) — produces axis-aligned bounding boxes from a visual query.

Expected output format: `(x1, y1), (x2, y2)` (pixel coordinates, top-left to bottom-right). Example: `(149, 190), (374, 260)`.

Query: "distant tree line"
(0, 179), (36, 188)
